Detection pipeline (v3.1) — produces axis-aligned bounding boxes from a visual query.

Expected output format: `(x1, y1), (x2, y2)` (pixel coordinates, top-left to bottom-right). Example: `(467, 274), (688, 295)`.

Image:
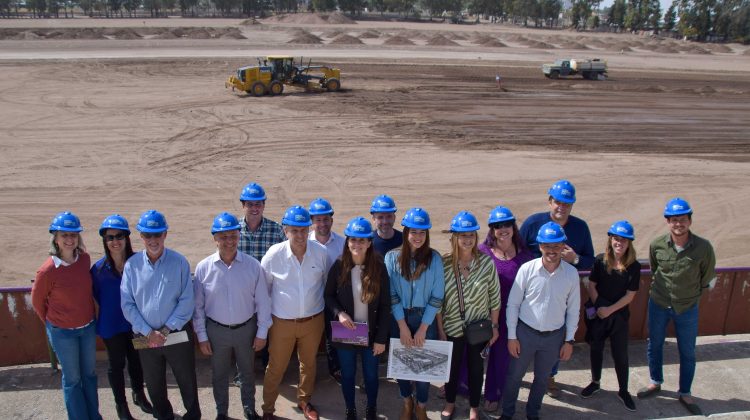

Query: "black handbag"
(454, 265), (493, 346)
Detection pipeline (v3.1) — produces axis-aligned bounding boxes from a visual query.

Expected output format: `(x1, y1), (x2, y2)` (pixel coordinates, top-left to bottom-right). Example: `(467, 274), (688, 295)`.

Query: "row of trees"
(2, 0), (747, 43)
(605, 0), (749, 42)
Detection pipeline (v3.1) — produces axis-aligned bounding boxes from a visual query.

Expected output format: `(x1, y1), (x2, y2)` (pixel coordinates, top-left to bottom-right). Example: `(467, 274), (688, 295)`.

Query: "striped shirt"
(238, 216), (285, 262)
(441, 253), (501, 337)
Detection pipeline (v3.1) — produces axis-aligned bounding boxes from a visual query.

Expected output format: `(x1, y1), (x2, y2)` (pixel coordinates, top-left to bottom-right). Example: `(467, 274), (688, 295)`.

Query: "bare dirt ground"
(1, 17), (750, 285)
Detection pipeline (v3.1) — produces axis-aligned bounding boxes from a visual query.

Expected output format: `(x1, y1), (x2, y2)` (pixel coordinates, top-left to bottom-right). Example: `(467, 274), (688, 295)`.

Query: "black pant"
(103, 331), (145, 405)
(588, 311), (630, 392)
(445, 335), (486, 407)
(138, 324), (201, 420)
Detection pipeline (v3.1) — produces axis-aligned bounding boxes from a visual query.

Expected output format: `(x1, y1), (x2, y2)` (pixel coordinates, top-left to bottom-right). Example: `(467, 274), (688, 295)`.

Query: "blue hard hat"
(608, 220), (635, 240)
(282, 205), (312, 227)
(239, 182), (267, 201)
(49, 211), (83, 234)
(548, 179), (576, 204)
(308, 197), (334, 216)
(370, 194), (397, 214)
(99, 214), (130, 236)
(488, 206), (516, 224)
(344, 217), (374, 238)
(401, 207), (432, 230)
(536, 221), (567, 244)
(211, 212), (241, 234)
(136, 210), (168, 233)
(450, 211), (480, 232)
(663, 197), (692, 217)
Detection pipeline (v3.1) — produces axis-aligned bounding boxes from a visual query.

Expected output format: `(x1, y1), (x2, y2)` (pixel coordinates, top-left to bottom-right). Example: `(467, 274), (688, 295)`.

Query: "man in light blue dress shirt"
(120, 210), (200, 420)
(193, 212), (273, 420)
(501, 222), (580, 420)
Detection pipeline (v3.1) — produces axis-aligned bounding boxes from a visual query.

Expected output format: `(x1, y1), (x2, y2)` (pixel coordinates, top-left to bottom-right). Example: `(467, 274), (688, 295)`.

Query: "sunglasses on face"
(141, 232), (164, 239)
(104, 233), (129, 242)
(490, 222), (514, 229)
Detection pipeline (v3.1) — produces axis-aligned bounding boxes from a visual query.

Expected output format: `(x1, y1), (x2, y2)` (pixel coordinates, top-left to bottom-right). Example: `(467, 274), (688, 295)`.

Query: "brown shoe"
(298, 402), (320, 420)
(546, 376), (561, 399)
(415, 403), (428, 420)
(400, 396), (414, 420)
(261, 414), (275, 420)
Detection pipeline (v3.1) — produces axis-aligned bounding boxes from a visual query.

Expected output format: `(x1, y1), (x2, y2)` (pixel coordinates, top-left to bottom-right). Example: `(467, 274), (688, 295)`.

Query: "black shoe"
(132, 390), (154, 414)
(618, 390), (636, 412)
(580, 382), (600, 398)
(345, 408), (357, 420)
(216, 415), (229, 420)
(500, 416), (513, 420)
(527, 416), (540, 420)
(116, 403), (135, 420)
(679, 395), (703, 415)
(245, 409), (260, 420)
(365, 406), (377, 420)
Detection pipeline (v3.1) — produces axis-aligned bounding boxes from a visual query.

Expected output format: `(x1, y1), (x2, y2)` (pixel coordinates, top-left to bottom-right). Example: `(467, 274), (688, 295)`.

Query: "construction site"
(1, 12), (750, 419)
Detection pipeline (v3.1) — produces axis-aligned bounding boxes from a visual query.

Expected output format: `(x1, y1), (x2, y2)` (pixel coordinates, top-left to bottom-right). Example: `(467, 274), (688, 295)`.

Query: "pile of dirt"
(267, 12), (355, 24)
(218, 28), (246, 39)
(103, 28), (142, 39)
(471, 34), (496, 44)
(153, 30), (179, 39)
(357, 30), (381, 39)
(706, 43), (732, 53)
(184, 28), (212, 39)
(239, 18), (261, 25)
(322, 29), (343, 38)
(401, 30), (429, 40)
(744, 48), (750, 56)
(444, 32), (467, 40)
(383, 35), (414, 45)
(287, 30), (323, 44)
(329, 34), (363, 44)
(680, 44), (711, 54)
(587, 38), (608, 48)
(557, 39), (588, 49)
(503, 34), (528, 43)
(426, 34), (458, 46)
(653, 45), (678, 54)
(524, 40), (555, 49)
(481, 38), (507, 47)
(611, 42), (633, 52)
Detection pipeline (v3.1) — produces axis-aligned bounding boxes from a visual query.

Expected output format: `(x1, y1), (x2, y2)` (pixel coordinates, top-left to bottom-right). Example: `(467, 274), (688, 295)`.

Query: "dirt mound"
(322, 29), (343, 38)
(680, 44), (711, 54)
(444, 32), (467, 40)
(287, 31), (323, 44)
(481, 39), (507, 47)
(471, 34), (496, 44)
(107, 28), (143, 40)
(653, 45), (678, 54)
(706, 43), (732, 53)
(744, 49), (750, 56)
(426, 34), (458, 46)
(401, 30), (429, 40)
(218, 28), (246, 39)
(357, 30), (381, 39)
(503, 34), (528, 43)
(329, 34), (363, 44)
(239, 18), (261, 25)
(558, 39), (588, 49)
(268, 12), (355, 24)
(524, 40), (555, 49)
(611, 42), (633, 52)
(153, 30), (179, 39)
(383, 35), (414, 45)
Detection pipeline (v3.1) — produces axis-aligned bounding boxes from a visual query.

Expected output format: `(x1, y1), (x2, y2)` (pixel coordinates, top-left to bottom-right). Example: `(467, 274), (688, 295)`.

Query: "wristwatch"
(566, 339), (575, 345)
(492, 323), (500, 329)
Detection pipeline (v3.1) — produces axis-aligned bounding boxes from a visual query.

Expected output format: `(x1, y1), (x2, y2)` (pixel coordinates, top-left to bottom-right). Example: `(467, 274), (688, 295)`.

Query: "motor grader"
(225, 56), (341, 96)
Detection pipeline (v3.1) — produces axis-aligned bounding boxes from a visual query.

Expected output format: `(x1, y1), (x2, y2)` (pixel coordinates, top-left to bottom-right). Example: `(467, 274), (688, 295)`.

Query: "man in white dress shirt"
(193, 213), (272, 420)
(260, 206), (329, 420)
(307, 197), (345, 383)
(500, 222), (581, 420)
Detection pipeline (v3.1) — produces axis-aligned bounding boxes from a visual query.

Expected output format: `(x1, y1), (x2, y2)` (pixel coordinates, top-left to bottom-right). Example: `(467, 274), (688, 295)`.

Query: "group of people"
(30, 179), (716, 420)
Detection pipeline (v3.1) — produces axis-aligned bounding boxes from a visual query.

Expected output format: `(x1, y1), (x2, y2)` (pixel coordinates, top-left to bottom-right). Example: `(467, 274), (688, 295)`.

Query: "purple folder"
(331, 321), (369, 346)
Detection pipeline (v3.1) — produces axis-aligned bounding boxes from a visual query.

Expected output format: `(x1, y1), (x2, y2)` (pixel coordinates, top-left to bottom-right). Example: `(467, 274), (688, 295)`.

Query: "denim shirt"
(386, 249), (445, 326)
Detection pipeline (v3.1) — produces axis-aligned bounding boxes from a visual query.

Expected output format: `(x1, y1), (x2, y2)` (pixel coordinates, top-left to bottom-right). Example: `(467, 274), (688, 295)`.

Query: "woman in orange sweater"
(32, 211), (102, 420)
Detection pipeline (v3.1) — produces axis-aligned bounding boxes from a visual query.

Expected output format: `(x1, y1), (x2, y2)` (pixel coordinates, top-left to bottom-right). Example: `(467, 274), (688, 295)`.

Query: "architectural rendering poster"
(387, 338), (453, 382)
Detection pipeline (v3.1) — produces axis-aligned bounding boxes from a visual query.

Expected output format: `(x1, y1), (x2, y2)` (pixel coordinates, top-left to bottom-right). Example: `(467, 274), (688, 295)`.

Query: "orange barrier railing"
(2, 267), (749, 367)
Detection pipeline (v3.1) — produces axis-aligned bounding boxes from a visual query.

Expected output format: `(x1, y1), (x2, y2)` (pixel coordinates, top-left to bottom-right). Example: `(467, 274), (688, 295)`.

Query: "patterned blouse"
(440, 253), (501, 337)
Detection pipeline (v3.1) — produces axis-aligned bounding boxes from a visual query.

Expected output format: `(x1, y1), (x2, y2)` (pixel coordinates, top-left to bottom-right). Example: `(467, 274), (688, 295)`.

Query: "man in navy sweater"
(519, 179), (594, 398)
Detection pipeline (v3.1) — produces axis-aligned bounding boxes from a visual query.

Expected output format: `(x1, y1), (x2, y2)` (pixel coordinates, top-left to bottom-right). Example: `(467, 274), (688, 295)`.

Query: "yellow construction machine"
(225, 56), (341, 96)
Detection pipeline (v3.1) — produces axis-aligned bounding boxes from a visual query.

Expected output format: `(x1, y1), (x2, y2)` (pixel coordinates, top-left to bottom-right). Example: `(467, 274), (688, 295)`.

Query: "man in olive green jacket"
(637, 198), (716, 416)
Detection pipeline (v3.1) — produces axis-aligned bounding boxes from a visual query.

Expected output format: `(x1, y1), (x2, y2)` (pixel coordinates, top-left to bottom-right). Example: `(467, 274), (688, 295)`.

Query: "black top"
(589, 253), (641, 315)
(324, 257), (391, 350)
(372, 229), (403, 258)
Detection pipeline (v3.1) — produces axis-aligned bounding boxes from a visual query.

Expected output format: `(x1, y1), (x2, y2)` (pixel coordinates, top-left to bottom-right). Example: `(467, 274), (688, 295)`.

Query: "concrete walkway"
(1, 334), (749, 419)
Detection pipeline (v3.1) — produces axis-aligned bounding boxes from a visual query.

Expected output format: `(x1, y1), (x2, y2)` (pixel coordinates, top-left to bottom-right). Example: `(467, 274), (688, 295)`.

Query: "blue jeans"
(46, 320), (102, 420)
(338, 346), (380, 410)
(647, 299), (699, 395)
(392, 307), (437, 404)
